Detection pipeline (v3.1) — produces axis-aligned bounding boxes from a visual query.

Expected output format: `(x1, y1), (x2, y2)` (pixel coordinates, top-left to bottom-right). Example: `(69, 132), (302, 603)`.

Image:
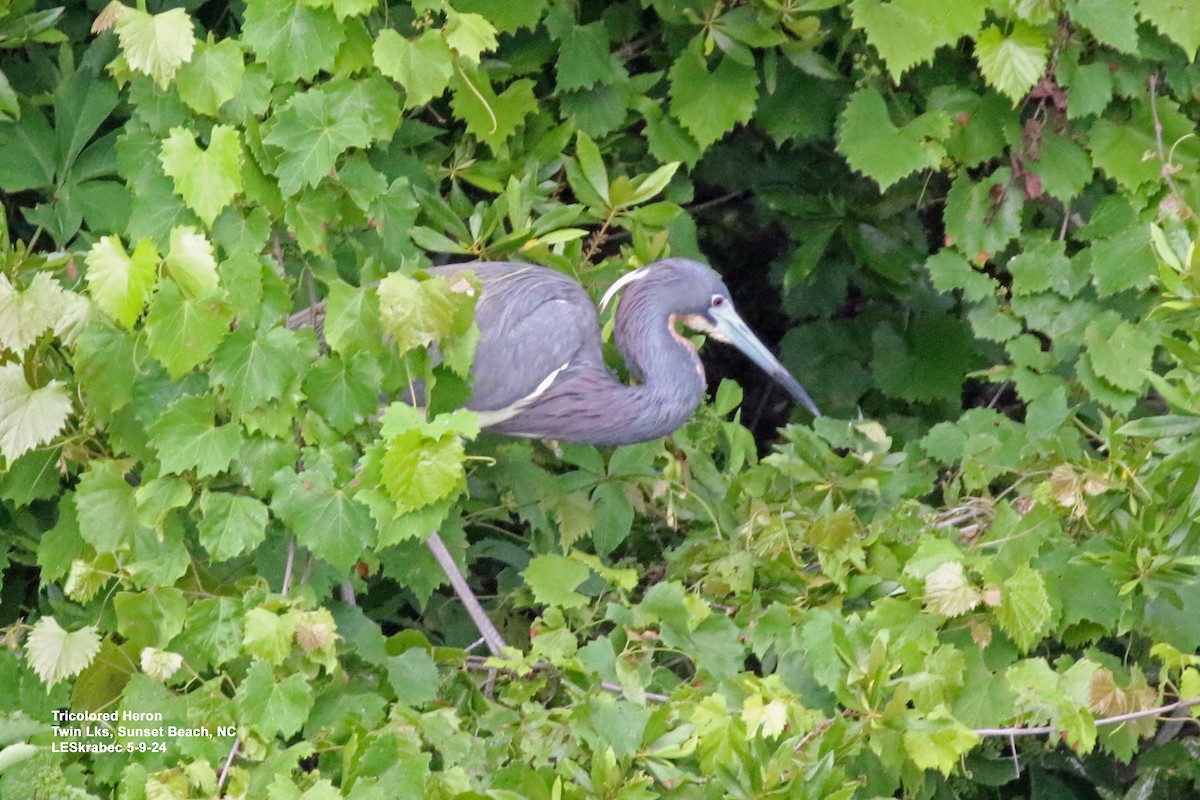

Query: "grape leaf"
(148, 396), (242, 478)
(1067, 0), (1138, 53)
(444, 10), (498, 65)
(241, 0), (345, 83)
(523, 553), (591, 609)
(374, 30), (455, 109)
(0, 273), (72, 352)
(25, 617), (101, 688)
(1084, 314), (1154, 392)
(381, 430), (466, 514)
(668, 48), (758, 149)
(210, 326), (306, 418)
(198, 492), (269, 561)
(449, 69), (538, 152)
(84, 236), (160, 329)
(159, 125), (243, 226)
(302, 352), (382, 433)
(176, 38), (245, 117)
(264, 86), (374, 196)
(556, 23), (614, 92)
(994, 564), (1052, 652)
(1139, 0), (1200, 60)
(387, 649), (439, 707)
(902, 708), (980, 776)
(115, 7), (196, 90)
(0, 363), (71, 464)
(837, 87), (949, 190)
(163, 225), (219, 298)
(235, 660), (314, 738)
(270, 466), (374, 571)
(145, 281), (233, 378)
(851, 0), (987, 79)
(974, 23), (1048, 103)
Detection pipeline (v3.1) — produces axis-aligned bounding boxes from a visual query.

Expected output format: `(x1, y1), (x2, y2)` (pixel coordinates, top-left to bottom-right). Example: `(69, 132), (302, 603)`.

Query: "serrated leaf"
(264, 86), (373, 196)
(902, 708), (980, 776)
(159, 125), (242, 226)
(148, 396), (242, 477)
(302, 352), (382, 433)
(0, 363), (71, 464)
(25, 617), (101, 688)
(851, 0), (986, 79)
(994, 564), (1051, 652)
(377, 272), (458, 355)
(925, 250), (995, 302)
(381, 430), (466, 514)
(924, 561), (981, 617)
(444, 10), (498, 65)
(943, 169), (1022, 260)
(163, 225), (219, 298)
(387, 648), (439, 707)
(1139, 0), (1200, 60)
(1067, 0), (1138, 53)
(1031, 134), (1092, 201)
(210, 326), (305, 418)
(270, 466), (373, 571)
(115, 7), (196, 90)
(1084, 315), (1154, 393)
(449, 69), (537, 152)
(836, 87), (949, 190)
(668, 48), (758, 149)
(1088, 223), (1157, 296)
(524, 553), (591, 608)
(84, 235), (160, 329)
(242, 0), (345, 83)
(145, 281), (233, 377)
(198, 492), (269, 561)
(0, 273), (72, 352)
(374, 29), (454, 109)
(235, 660), (314, 738)
(556, 22), (614, 92)
(176, 38), (244, 117)
(974, 23), (1048, 103)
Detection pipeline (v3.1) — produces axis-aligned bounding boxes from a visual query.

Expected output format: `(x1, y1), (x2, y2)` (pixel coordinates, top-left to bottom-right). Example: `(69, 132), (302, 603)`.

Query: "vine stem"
(1148, 73), (1184, 201)
(216, 737), (239, 789)
(971, 696), (1200, 737)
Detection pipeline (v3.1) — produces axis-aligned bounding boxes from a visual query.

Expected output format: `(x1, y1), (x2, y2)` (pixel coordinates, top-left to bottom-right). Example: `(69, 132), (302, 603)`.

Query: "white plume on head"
(599, 267), (651, 312)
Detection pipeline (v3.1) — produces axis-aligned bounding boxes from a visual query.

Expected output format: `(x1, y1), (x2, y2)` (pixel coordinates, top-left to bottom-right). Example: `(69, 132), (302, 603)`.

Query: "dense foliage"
(2, 0), (1200, 797)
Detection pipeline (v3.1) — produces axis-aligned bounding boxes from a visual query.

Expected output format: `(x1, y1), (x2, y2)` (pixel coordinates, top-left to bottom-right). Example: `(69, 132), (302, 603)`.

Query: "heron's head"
(600, 258), (822, 418)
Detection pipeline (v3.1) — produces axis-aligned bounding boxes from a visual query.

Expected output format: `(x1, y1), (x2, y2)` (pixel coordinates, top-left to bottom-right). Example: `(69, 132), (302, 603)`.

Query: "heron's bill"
(709, 304), (822, 418)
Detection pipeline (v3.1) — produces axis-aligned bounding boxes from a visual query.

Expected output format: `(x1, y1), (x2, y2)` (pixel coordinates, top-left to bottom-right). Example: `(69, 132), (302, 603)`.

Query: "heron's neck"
(612, 291), (707, 439)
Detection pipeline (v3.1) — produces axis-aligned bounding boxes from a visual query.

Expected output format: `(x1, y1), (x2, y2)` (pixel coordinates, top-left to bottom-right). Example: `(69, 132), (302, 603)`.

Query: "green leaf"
(994, 564), (1052, 652)
(902, 707), (980, 776)
(323, 280), (383, 356)
(115, 7), (196, 90)
(925, 250), (995, 302)
(73, 320), (136, 420)
(449, 69), (538, 152)
(444, 10), (498, 65)
(84, 236), (160, 329)
(148, 396), (242, 478)
(1139, 0), (1200, 60)
(241, 0), (345, 82)
(113, 588), (187, 650)
(159, 125), (243, 226)
(381, 430), (466, 514)
(0, 363), (71, 464)
(851, 0), (987, 79)
(25, 617), (101, 688)
(1084, 315), (1154, 393)
(1087, 224), (1157, 296)
(236, 660), (314, 738)
(264, 86), (373, 196)
(210, 326), (306, 418)
(75, 460), (151, 553)
(0, 273), (75, 353)
(387, 649), (438, 707)
(1088, 118), (1159, 191)
(270, 466), (374, 571)
(377, 272), (470, 356)
(871, 316), (976, 402)
(198, 492), (269, 561)
(556, 23), (614, 92)
(524, 553), (591, 609)
(923, 562), (981, 617)
(973, 23), (1048, 103)
(1031, 134), (1092, 201)
(163, 225), (219, 298)
(302, 352), (382, 433)
(668, 48), (758, 149)
(943, 170), (1023, 260)
(1067, 0), (1138, 53)
(145, 281), (234, 378)
(374, 29), (454, 109)
(836, 87), (949, 190)
(0, 108), (55, 192)
(176, 38), (245, 117)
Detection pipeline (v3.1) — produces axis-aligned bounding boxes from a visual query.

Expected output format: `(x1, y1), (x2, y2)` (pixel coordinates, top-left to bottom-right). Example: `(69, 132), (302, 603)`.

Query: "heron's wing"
(428, 262), (605, 413)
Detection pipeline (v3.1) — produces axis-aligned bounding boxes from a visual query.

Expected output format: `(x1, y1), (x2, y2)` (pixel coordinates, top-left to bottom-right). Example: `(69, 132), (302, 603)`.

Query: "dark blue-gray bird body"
(427, 258), (819, 447)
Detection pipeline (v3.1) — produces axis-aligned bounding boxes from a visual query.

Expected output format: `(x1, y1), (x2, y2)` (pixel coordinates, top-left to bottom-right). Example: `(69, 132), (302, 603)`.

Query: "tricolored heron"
(290, 257), (818, 655)
(427, 257), (820, 443)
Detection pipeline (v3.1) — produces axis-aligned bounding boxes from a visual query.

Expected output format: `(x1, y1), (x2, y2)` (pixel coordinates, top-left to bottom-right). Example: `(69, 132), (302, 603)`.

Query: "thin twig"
(1148, 73), (1184, 200)
(972, 696), (1200, 737)
(217, 737), (239, 789)
(281, 538), (296, 596)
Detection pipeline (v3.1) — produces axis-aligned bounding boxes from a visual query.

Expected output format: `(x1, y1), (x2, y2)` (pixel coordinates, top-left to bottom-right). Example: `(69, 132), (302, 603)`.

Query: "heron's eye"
(711, 294), (726, 308)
